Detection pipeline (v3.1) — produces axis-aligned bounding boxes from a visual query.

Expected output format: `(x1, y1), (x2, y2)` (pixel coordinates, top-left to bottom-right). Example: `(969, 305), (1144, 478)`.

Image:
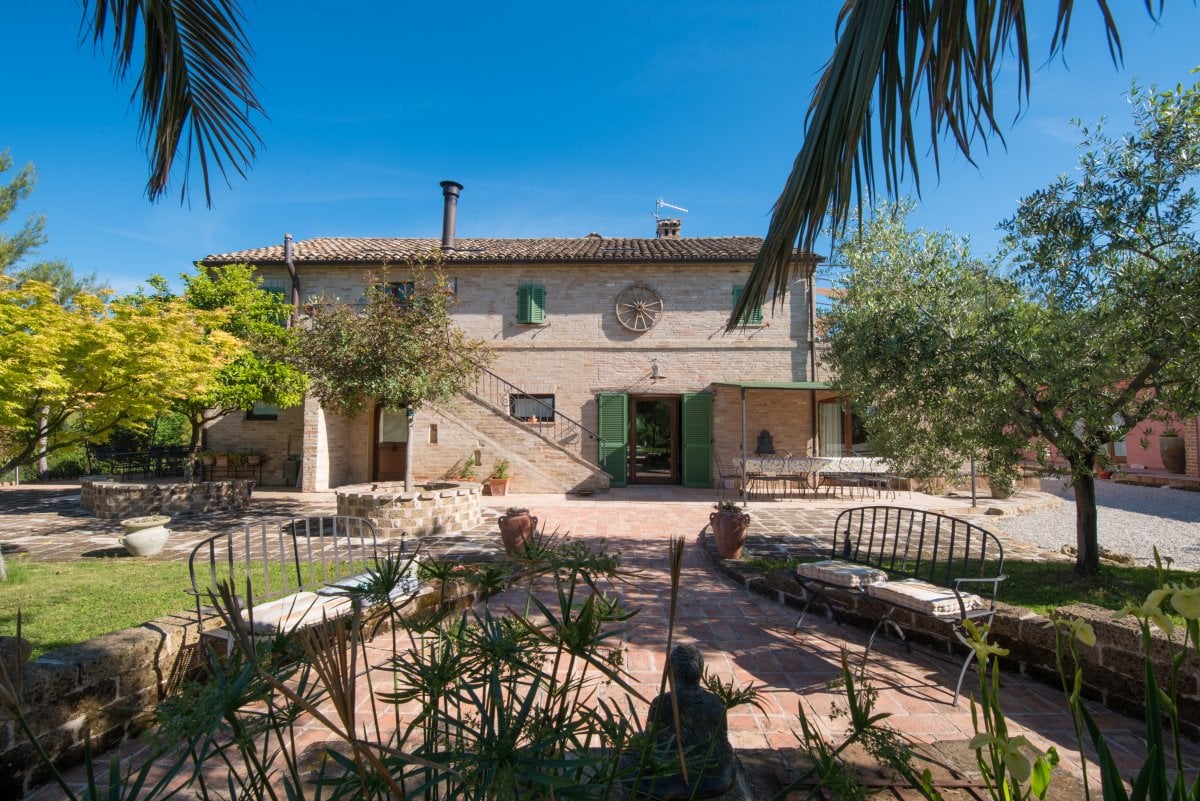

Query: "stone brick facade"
(204, 243), (824, 492)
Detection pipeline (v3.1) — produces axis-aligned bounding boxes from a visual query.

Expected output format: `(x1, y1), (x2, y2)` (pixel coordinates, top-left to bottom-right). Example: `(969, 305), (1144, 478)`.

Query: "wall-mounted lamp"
(650, 358), (665, 381)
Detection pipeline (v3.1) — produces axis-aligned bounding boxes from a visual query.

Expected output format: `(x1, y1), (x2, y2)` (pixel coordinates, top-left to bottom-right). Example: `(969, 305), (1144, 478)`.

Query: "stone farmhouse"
(199, 182), (862, 494)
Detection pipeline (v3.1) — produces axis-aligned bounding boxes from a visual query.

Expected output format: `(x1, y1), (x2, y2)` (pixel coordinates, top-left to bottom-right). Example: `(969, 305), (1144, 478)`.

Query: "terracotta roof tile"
(202, 236), (815, 266)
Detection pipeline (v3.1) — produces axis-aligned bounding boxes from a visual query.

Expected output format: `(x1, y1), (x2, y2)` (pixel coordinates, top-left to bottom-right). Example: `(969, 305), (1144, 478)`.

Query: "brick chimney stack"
(656, 218), (682, 239)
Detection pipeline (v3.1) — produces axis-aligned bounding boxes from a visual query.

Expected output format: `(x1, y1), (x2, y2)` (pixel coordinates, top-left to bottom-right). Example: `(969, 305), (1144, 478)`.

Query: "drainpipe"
(808, 269), (817, 455)
(284, 233), (300, 324)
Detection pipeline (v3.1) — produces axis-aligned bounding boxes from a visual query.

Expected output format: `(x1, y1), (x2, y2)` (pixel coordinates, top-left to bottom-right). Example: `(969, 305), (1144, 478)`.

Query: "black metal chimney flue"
(439, 180), (463, 250)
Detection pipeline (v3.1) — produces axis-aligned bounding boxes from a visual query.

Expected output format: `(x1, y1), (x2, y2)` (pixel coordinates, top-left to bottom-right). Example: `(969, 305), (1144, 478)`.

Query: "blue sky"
(4, 3), (1200, 293)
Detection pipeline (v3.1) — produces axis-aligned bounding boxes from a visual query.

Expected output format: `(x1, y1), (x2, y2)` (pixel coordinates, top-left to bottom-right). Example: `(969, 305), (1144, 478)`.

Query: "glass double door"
(630, 396), (678, 484)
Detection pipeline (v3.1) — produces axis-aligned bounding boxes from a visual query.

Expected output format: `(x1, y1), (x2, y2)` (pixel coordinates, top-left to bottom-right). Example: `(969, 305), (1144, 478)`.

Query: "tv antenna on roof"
(654, 198), (689, 219)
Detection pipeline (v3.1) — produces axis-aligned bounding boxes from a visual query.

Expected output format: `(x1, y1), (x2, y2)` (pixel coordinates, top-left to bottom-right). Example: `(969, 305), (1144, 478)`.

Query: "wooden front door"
(374, 406), (408, 482)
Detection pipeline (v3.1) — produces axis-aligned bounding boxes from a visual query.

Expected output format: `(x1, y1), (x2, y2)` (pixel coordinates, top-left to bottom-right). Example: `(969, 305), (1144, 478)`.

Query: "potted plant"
(214, 452), (229, 468)
(197, 451), (216, 466)
(118, 515), (171, 557)
(709, 500), (750, 559)
(498, 506), (537, 554)
(1160, 427), (1186, 474)
(487, 458), (512, 496)
(246, 452), (262, 466)
(456, 455), (477, 481)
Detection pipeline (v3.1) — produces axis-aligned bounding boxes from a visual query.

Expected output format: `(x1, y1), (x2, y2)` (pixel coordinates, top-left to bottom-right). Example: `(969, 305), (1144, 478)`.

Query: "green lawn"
(746, 556), (1194, 617)
(3, 554), (1193, 660)
(1, 558), (195, 659)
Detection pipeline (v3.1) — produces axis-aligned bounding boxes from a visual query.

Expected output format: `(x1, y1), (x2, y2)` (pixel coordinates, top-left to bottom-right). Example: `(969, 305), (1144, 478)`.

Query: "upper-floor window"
(517, 283), (546, 324)
(732, 284), (764, 326)
(246, 402), (279, 421)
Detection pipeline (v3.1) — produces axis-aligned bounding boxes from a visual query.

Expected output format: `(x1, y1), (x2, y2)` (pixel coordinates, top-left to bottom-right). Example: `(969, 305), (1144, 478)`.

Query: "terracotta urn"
(709, 507), (750, 559)
(1160, 435), (1186, 474)
(119, 515), (171, 557)
(498, 508), (537, 554)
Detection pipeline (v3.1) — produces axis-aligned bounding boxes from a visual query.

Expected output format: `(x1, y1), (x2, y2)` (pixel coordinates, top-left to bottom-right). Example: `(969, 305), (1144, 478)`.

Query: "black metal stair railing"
(470, 365), (604, 465)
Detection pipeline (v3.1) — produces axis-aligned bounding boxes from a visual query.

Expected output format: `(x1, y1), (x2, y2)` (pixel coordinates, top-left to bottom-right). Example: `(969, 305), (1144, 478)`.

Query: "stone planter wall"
(0, 613), (199, 801)
(709, 537), (1200, 741)
(80, 476), (253, 519)
(0, 579), (491, 801)
(335, 481), (482, 543)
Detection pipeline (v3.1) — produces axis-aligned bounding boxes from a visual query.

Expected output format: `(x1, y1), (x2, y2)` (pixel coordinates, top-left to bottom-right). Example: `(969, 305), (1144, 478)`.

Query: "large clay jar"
(709, 508), (750, 559)
(498, 509), (538, 554)
(118, 515), (171, 557)
(1161, 435), (1186, 474)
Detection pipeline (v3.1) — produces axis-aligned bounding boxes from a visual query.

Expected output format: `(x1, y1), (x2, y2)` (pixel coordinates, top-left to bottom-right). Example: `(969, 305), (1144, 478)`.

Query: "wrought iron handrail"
(471, 365), (604, 465)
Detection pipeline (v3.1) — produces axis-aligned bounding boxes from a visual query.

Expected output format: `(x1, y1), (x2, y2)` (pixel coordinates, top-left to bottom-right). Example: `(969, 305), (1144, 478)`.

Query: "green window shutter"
(733, 285), (763, 326)
(681, 392), (713, 488)
(518, 283), (546, 324)
(596, 393), (628, 487)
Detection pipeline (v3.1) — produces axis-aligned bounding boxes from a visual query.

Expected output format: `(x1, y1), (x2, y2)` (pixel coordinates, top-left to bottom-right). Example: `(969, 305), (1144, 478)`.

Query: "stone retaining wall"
(2, 580), (487, 800)
(0, 613), (198, 801)
(708, 534), (1200, 741)
(80, 476), (254, 519)
(335, 481), (482, 543)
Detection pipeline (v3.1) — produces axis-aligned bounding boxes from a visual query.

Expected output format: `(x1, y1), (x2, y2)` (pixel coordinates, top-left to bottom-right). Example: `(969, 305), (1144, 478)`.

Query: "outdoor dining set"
(721, 455), (904, 500)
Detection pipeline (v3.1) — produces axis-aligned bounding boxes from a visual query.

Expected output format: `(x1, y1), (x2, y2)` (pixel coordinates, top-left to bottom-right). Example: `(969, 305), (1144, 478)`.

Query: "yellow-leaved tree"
(0, 278), (239, 476)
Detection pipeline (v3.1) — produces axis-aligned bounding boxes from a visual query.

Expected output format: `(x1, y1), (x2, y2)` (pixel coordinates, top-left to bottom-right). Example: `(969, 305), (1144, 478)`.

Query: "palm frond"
(82, 0), (265, 206)
(733, 0), (1147, 328)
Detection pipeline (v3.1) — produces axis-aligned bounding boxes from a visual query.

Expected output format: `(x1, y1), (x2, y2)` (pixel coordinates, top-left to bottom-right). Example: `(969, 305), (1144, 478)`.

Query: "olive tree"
(292, 266), (492, 491)
(827, 80), (1200, 574)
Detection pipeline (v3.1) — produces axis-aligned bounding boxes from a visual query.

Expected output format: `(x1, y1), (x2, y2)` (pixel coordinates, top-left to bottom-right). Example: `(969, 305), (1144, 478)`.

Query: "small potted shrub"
(197, 451), (217, 466)
(709, 500), (750, 559)
(498, 506), (537, 553)
(487, 458), (512, 496)
(456, 455), (478, 481)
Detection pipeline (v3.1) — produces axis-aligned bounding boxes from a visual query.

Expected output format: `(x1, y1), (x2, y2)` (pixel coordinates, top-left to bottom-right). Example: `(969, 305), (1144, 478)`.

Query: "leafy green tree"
(292, 266), (492, 491)
(827, 79), (1200, 574)
(823, 201), (1027, 489)
(0, 279), (238, 476)
(0, 150), (44, 273)
(140, 265), (307, 478)
(738, 1), (1168, 322)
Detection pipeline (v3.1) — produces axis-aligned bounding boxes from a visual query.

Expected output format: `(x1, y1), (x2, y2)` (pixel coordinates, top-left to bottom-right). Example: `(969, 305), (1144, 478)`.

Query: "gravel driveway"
(991, 478), (1200, 571)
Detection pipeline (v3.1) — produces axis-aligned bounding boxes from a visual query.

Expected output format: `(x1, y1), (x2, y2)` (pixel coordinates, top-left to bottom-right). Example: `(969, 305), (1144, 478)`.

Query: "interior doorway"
(630, 396), (679, 484)
(373, 406), (408, 482)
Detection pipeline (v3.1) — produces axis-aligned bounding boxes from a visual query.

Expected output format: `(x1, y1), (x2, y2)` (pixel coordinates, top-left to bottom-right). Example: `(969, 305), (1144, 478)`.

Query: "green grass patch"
(999, 560), (1194, 617)
(747, 556), (1194, 618)
(1, 558), (194, 659)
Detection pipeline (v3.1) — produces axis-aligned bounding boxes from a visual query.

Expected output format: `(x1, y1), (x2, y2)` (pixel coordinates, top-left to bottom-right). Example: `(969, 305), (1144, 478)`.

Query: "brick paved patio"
(6, 483), (1191, 798)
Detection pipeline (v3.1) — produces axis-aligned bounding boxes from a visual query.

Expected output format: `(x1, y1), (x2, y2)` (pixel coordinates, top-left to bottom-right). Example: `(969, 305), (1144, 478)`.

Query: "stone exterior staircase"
(436, 369), (611, 494)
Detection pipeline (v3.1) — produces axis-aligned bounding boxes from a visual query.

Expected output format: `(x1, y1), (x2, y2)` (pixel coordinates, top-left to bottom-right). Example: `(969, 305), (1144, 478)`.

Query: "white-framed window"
(511, 393), (554, 422)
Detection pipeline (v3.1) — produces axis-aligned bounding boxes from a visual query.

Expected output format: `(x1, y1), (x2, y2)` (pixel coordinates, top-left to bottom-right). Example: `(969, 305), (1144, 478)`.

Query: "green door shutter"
(518, 283), (546, 324)
(681, 392), (713, 488)
(732, 284), (764, 326)
(597, 393), (628, 487)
